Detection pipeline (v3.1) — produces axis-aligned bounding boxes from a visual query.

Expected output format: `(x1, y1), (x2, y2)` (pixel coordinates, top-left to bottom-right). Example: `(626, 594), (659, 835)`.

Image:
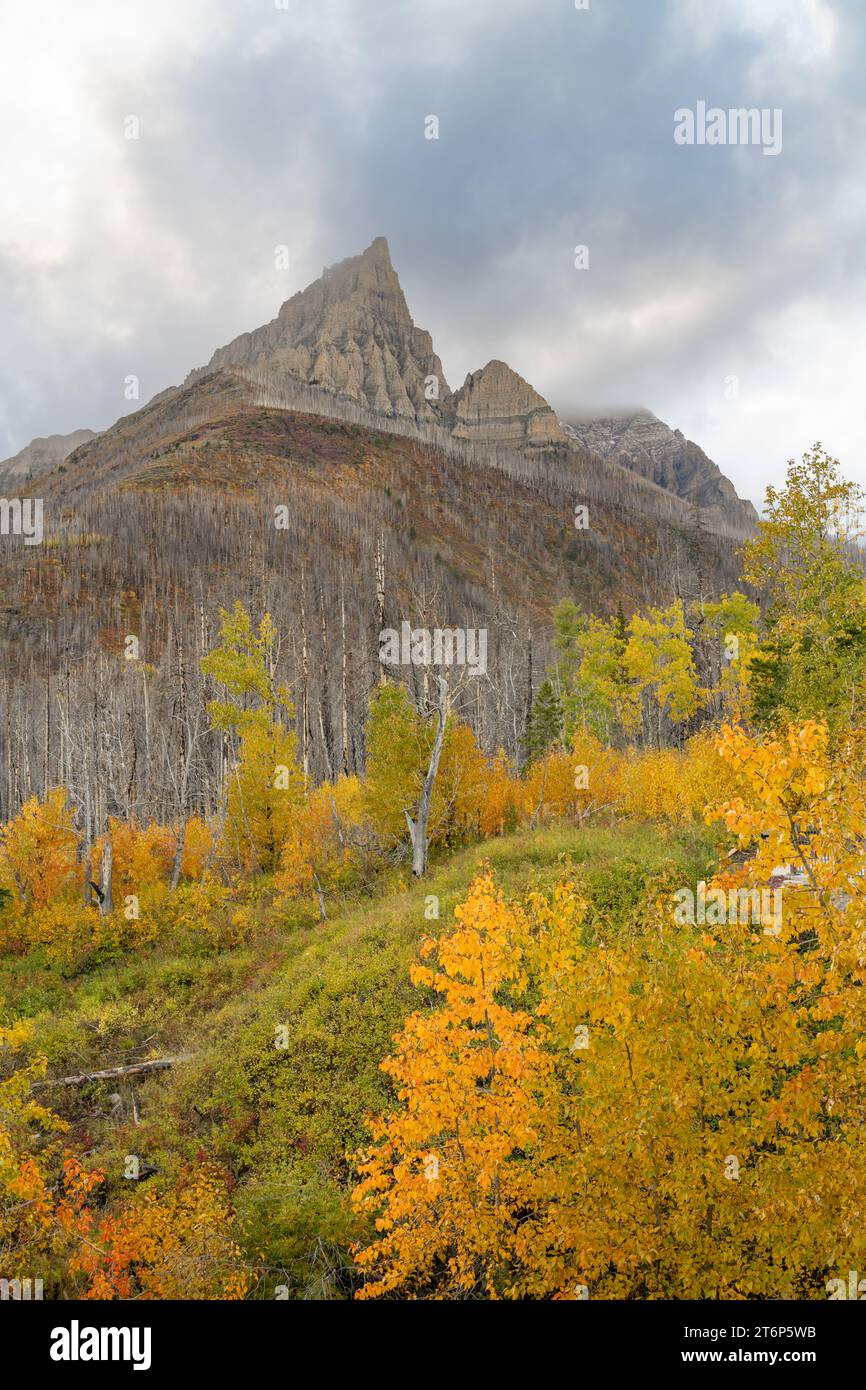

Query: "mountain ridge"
(5, 236), (755, 538)
(0, 239), (758, 823)
(0, 428), (96, 490)
(564, 409), (758, 529)
(185, 236), (454, 425)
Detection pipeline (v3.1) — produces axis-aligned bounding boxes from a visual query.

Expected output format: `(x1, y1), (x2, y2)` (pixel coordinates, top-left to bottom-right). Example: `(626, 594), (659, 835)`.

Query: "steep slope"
(7, 239), (753, 544)
(0, 394), (750, 823)
(452, 360), (567, 449)
(0, 236), (760, 824)
(564, 410), (757, 529)
(186, 237), (453, 425)
(0, 428), (96, 490)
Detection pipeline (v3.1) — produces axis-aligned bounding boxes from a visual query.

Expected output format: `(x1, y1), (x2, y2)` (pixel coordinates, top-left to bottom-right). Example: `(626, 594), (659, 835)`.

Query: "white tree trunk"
(404, 676), (448, 878)
(97, 837), (114, 917)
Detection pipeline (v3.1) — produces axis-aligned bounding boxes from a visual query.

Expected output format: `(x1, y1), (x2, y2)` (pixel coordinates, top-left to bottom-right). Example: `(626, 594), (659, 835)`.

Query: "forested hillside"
(0, 237), (759, 829)
(2, 444), (866, 1300)
(0, 393), (747, 827)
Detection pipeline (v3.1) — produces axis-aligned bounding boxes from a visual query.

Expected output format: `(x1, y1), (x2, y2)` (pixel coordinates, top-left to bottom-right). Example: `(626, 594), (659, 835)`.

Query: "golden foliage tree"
(352, 875), (565, 1298)
(353, 723), (866, 1298)
(276, 774), (369, 908)
(0, 789), (79, 908)
(201, 603), (304, 872)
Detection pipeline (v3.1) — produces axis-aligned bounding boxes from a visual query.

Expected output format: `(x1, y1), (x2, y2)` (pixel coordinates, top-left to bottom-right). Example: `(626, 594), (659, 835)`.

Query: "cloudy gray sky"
(1, 0), (864, 507)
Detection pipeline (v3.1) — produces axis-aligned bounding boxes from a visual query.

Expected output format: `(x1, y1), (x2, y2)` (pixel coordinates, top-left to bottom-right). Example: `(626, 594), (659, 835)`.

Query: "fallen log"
(32, 1054), (195, 1089)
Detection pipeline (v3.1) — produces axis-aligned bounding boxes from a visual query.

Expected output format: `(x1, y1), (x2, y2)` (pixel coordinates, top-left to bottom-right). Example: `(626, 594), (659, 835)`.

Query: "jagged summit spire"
(181, 236), (754, 518)
(360, 235), (392, 262)
(319, 235), (395, 287)
(187, 238), (573, 448)
(189, 235), (451, 422)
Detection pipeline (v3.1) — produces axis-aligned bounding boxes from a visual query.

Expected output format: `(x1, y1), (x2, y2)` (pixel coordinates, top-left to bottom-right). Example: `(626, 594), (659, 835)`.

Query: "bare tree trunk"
(82, 781), (93, 906)
(141, 664), (150, 816)
(34, 1055), (195, 1089)
(203, 736), (230, 877)
(170, 629), (193, 891)
(126, 713), (138, 820)
(300, 572), (310, 785)
(340, 568), (350, 776)
(375, 533), (386, 685)
(4, 670), (12, 820)
(97, 837), (113, 916)
(312, 872), (327, 923)
(43, 623), (50, 798)
(520, 626), (533, 772)
(319, 587), (334, 779)
(404, 676), (448, 878)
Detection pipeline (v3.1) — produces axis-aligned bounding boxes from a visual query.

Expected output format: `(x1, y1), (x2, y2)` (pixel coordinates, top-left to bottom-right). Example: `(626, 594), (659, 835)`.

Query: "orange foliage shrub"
(0, 901), (101, 965)
(609, 734), (746, 824)
(570, 727), (621, 812)
(611, 747), (687, 821)
(521, 749), (579, 823)
(0, 789), (79, 907)
(96, 819), (174, 894)
(478, 753), (520, 839)
(180, 817), (213, 879)
(71, 1165), (251, 1300)
(1, 1021), (103, 1279)
(435, 723), (490, 844)
(276, 775), (369, 902)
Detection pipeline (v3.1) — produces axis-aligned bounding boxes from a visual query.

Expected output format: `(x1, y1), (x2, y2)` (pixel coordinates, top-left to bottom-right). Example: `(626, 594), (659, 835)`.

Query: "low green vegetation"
(0, 820), (719, 1298)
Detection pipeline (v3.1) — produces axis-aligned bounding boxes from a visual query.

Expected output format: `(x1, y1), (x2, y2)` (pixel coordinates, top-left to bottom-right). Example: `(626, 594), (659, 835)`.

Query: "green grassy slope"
(1, 820), (722, 1298)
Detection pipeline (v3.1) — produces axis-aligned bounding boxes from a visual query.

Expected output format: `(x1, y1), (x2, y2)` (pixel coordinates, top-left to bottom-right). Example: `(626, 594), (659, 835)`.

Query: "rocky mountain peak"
(564, 409), (757, 527)
(188, 236), (452, 423)
(353, 233), (392, 267)
(165, 240), (753, 530)
(452, 359), (567, 448)
(0, 428), (97, 490)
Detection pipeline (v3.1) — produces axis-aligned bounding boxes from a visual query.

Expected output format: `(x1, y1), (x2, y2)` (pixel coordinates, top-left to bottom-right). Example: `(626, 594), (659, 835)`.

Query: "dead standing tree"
(404, 673), (449, 878)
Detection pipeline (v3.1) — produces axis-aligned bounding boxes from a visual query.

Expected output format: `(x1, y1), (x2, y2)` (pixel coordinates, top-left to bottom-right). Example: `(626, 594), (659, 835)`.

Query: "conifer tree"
(522, 678), (563, 765)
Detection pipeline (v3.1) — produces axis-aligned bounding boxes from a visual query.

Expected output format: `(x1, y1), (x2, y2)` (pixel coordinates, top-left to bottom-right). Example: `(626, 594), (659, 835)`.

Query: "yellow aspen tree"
(352, 874), (564, 1298)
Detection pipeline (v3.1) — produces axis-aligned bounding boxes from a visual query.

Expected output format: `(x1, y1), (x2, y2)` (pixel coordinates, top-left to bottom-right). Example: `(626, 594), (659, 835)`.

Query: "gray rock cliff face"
(452, 360), (567, 449)
(0, 429), (96, 490)
(7, 239), (754, 537)
(564, 410), (757, 527)
(187, 237), (453, 424)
